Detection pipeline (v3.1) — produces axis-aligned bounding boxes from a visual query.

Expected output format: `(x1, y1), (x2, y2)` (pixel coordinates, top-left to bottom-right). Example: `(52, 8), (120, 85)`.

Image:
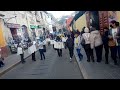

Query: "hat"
(84, 27), (89, 33)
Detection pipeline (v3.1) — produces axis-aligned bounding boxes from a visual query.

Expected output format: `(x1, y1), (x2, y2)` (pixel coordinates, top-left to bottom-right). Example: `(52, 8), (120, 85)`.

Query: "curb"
(74, 50), (89, 79)
(0, 50), (38, 77)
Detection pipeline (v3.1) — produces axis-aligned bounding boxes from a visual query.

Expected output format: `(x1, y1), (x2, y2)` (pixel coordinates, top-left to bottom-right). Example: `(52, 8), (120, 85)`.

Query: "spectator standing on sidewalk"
(102, 27), (109, 64)
(17, 43), (25, 64)
(90, 26), (103, 63)
(28, 41), (36, 61)
(81, 27), (94, 62)
(66, 35), (74, 62)
(31, 41), (37, 61)
(0, 48), (5, 68)
(108, 20), (119, 65)
(74, 33), (83, 61)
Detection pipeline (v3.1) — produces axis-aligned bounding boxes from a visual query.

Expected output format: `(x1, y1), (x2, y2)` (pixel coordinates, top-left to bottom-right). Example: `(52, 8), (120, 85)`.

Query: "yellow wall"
(116, 11), (120, 23)
(0, 19), (6, 47)
(75, 14), (87, 32)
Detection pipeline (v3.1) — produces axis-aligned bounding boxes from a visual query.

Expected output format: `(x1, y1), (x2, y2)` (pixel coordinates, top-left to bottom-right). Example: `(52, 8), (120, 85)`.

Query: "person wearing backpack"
(66, 35), (74, 62)
(102, 27), (109, 64)
(82, 27), (94, 62)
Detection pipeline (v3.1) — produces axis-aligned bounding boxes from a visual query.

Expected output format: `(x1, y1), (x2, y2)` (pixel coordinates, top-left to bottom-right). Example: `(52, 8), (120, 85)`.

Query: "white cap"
(84, 27), (89, 33)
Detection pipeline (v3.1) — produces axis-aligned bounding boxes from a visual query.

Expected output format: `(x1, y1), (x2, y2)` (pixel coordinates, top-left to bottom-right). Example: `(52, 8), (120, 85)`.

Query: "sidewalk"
(0, 49), (38, 77)
(74, 46), (120, 79)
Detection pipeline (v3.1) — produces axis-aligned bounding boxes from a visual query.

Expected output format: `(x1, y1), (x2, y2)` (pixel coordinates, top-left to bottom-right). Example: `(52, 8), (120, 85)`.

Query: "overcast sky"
(47, 11), (75, 19)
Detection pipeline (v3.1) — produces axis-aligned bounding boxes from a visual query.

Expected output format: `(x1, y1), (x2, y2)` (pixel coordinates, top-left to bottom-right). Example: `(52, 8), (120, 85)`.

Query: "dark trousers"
(20, 54), (25, 63)
(110, 46), (117, 64)
(117, 46), (120, 60)
(39, 49), (45, 60)
(57, 49), (62, 57)
(104, 44), (109, 63)
(84, 44), (94, 61)
(32, 52), (36, 61)
(0, 60), (4, 67)
(64, 42), (67, 49)
(95, 45), (103, 62)
(68, 47), (74, 58)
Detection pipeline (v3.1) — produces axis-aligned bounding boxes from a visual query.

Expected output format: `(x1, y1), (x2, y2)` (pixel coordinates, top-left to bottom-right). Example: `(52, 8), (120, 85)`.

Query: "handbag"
(108, 39), (116, 47)
(81, 38), (85, 47)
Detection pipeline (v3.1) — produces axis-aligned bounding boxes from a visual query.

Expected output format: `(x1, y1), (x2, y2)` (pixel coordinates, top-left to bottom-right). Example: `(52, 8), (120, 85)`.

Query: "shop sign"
(30, 25), (37, 29)
(7, 23), (20, 28)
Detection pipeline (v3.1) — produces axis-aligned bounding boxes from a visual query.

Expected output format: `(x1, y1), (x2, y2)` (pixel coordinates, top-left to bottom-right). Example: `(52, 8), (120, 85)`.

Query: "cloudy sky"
(47, 11), (75, 19)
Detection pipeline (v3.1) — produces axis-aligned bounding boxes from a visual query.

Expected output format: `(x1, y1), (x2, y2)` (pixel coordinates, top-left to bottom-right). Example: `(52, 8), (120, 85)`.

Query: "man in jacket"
(102, 27), (109, 64)
(66, 35), (74, 62)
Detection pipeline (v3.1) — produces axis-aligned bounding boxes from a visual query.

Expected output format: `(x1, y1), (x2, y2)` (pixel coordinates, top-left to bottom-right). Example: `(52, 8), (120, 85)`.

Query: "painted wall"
(0, 19), (7, 47)
(75, 14), (87, 32)
(116, 11), (120, 23)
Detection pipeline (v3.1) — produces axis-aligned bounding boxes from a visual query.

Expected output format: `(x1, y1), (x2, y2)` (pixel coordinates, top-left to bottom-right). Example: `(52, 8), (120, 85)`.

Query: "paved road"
(0, 45), (83, 79)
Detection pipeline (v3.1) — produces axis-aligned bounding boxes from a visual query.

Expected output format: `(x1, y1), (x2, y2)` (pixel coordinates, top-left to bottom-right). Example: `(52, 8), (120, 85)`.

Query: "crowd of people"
(80, 20), (120, 65)
(1, 20), (120, 68)
(52, 20), (120, 66)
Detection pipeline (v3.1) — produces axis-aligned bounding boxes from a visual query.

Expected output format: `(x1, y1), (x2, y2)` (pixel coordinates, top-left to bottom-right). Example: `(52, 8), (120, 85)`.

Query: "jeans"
(39, 49), (45, 60)
(68, 47), (74, 58)
(76, 48), (83, 60)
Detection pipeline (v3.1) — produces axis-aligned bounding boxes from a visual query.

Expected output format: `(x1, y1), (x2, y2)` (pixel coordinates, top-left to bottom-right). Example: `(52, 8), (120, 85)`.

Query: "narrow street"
(0, 45), (83, 79)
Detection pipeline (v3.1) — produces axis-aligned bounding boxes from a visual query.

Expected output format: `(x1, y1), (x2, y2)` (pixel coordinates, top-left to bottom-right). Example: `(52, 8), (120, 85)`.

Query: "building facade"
(0, 11), (54, 57)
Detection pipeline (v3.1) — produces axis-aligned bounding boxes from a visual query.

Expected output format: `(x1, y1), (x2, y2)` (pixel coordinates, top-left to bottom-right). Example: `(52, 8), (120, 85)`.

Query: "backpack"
(66, 38), (74, 48)
(81, 37), (85, 47)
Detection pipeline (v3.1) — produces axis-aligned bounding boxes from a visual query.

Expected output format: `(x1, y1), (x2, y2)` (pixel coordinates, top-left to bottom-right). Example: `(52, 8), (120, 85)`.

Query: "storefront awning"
(7, 23), (20, 28)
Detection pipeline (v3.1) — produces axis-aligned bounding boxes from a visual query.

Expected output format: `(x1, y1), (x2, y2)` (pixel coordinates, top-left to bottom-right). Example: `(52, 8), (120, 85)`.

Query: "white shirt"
(38, 41), (44, 49)
(112, 28), (118, 45)
(82, 33), (90, 44)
